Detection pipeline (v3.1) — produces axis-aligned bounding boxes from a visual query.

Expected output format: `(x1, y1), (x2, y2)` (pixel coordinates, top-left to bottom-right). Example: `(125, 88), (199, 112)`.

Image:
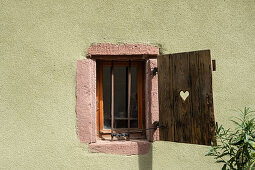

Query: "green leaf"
(228, 157), (235, 164)
(230, 147), (235, 155)
(216, 152), (230, 159)
(250, 117), (255, 120)
(206, 107), (255, 170)
(230, 138), (243, 145)
(231, 120), (242, 127)
(222, 164), (227, 170)
(233, 116), (244, 123)
(245, 134), (250, 142)
(248, 141), (255, 149)
(216, 160), (226, 163)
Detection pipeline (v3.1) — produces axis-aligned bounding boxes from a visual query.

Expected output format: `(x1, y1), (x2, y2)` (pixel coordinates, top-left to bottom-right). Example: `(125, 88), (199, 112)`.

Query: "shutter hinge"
(212, 60), (216, 71)
(153, 67), (158, 75)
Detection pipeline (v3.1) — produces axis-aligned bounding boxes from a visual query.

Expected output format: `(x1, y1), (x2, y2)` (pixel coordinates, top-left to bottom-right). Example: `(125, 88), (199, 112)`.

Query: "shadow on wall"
(138, 143), (152, 170)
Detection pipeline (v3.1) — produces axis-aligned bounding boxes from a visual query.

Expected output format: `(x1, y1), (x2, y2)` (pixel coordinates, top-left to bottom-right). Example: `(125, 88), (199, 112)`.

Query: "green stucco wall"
(1, 0), (255, 169)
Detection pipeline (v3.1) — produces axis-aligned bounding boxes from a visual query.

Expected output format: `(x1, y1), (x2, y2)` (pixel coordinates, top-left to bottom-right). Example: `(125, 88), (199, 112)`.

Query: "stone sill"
(88, 140), (151, 155)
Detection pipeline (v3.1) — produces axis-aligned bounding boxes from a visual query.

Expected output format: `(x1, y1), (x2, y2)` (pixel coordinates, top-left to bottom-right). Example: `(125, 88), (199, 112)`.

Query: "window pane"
(103, 64), (139, 129)
(130, 120), (138, 128)
(115, 120), (128, 129)
(130, 67), (138, 120)
(103, 66), (111, 129)
(114, 66), (128, 128)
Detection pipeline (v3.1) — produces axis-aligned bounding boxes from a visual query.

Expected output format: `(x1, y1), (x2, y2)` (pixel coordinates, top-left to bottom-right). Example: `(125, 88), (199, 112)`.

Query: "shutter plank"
(169, 55), (175, 142)
(189, 51), (201, 144)
(198, 50), (215, 145)
(173, 53), (191, 143)
(158, 55), (173, 141)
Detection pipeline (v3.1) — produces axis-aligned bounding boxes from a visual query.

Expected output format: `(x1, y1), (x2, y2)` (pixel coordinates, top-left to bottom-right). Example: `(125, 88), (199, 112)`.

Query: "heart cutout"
(180, 91), (189, 101)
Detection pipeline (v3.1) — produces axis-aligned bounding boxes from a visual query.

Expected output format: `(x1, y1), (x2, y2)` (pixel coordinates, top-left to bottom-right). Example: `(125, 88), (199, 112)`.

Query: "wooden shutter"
(158, 50), (216, 145)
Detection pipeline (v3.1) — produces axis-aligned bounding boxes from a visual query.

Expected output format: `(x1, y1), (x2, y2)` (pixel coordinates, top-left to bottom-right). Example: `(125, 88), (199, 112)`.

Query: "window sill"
(88, 140), (151, 155)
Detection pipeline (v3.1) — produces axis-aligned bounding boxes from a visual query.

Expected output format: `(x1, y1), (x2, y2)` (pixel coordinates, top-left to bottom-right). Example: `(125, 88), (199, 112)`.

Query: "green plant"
(206, 107), (255, 170)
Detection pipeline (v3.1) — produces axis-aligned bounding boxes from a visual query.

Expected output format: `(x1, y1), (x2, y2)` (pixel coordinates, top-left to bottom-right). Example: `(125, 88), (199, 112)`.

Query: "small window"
(96, 61), (145, 140)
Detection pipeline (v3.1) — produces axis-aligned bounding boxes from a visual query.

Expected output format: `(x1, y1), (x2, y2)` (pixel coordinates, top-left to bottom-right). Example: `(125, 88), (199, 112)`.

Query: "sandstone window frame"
(76, 43), (159, 155)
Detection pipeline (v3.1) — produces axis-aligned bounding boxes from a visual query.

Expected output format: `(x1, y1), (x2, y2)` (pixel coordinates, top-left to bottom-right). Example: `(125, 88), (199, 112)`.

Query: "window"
(76, 43), (159, 149)
(76, 43), (159, 155)
(96, 61), (145, 140)
(76, 44), (216, 155)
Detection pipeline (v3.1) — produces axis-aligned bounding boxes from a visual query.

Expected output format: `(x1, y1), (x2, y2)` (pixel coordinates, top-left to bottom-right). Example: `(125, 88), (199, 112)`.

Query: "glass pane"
(130, 120), (138, 128)
(114, 66), (128, 128)
(130, 67), (138, 119)
(114, 120), (128, 129)
(103, 64), (139, 129)
(103, 66), (111, 129)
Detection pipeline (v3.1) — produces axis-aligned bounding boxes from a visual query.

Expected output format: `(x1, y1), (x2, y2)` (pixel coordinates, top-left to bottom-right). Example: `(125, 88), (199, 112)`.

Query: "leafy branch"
(206, 107), (255, 170)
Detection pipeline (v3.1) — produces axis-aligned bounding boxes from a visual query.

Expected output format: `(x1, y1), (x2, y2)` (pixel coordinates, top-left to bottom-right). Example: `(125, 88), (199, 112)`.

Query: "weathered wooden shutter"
(158, 50), (216, 145)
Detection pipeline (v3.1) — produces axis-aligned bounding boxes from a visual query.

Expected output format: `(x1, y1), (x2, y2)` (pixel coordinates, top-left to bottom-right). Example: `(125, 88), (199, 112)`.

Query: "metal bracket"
(212, 60), (216, 71)
(153, 121), (159, 130)
(111, 133), (130, 138)
(153, 67), (158, 75)
(110, 121), (163, 139)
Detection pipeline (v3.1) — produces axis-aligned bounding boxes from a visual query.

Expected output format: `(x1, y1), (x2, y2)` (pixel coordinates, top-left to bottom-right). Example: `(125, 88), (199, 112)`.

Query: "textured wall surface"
(1, 0), (255, 169)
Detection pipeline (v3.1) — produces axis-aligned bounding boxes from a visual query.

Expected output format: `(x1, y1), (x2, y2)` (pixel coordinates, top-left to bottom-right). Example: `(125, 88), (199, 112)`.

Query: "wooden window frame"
(96, 60), (145, 139)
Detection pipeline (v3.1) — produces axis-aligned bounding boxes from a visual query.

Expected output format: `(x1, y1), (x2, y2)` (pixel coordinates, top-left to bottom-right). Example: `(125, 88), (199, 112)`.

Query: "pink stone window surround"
(76, 43), (159, 155)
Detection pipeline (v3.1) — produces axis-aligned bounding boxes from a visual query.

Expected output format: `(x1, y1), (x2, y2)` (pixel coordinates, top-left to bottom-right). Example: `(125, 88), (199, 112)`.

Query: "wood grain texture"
(99, 63), (104, 134)
(158, 50), (216, 145)
(158, 54), (172, 141)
